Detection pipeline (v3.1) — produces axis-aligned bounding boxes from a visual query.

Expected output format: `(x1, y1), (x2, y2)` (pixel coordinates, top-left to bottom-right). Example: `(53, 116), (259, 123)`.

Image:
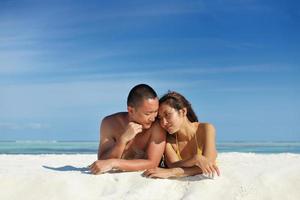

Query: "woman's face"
(158, 103), (184, 134)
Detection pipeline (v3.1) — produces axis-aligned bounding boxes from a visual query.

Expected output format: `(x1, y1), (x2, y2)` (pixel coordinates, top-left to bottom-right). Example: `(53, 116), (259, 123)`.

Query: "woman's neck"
(176, 118), (197, 141)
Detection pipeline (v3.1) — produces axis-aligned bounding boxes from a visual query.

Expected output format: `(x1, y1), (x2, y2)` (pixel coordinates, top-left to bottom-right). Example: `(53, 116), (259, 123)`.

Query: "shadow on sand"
(42, 165), (126, 175)
(42, 165), (91, 174)
(43, 166), (213, 181)
(175, 174), (214, 182)
(140, 171), (212, 181)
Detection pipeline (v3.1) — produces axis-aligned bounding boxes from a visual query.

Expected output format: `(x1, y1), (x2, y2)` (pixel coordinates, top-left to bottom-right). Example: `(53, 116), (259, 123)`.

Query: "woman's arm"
(143, 167), (203, 179)
(171, 167), (203, 177)
(164, 138), (202, 168)
(202, 123), (218, 162)
(165, 124), (220, 176)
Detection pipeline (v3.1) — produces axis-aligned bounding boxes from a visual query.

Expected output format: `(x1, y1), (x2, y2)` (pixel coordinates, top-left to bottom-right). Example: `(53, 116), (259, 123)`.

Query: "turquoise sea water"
(0, 141), (300, 154)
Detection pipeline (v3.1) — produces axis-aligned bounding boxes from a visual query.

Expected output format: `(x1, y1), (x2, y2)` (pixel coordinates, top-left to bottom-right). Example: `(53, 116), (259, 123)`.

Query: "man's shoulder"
(102, 112), (128, 126)
(147, 121), (166, 134)
(144, 121), (166, 142)
(103, 112), (127, 120)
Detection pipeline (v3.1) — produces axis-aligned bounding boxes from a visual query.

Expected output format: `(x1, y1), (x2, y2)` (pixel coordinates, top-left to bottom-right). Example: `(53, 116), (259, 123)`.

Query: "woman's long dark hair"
(159, 91), (198, 122)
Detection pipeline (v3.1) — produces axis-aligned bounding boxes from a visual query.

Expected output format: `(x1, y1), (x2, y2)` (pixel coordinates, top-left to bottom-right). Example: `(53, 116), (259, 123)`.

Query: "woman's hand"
(143, 167), (179, 179)
(193, 155), (220, 177)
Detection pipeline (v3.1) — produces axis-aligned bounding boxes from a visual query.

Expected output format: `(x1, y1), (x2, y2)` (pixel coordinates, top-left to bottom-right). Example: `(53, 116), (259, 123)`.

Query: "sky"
(0, 0), (299, 141)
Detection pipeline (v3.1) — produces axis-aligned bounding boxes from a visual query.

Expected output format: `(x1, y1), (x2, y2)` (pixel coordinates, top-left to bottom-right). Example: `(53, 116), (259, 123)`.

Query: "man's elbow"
(147, 159), (160, 169)
(97, 149), (101, 160)
(98, 152), (103, 160)
(98, 150), (109, 160)
(98, 154), (104, 160)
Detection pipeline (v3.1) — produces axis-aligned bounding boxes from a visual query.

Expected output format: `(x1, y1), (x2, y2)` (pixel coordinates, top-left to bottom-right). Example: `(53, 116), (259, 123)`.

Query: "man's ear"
(127, 106), (135, 115)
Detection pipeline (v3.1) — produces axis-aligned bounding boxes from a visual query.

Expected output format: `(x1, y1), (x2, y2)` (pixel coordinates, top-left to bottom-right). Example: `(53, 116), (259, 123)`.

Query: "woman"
(143, 91), (220, 178)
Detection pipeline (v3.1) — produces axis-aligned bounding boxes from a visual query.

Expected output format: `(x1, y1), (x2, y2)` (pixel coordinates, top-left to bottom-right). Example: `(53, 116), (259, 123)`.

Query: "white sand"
(0, 153), (299, 200)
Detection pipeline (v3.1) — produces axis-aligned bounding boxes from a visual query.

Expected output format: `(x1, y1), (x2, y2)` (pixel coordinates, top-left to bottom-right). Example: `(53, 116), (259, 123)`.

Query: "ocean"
(0, 140), (300, 154)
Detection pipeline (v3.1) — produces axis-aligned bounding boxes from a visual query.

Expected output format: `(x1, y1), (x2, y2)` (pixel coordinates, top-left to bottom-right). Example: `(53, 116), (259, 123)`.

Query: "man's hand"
(120, 122), (143, 143)
(89, 159), (117, 174)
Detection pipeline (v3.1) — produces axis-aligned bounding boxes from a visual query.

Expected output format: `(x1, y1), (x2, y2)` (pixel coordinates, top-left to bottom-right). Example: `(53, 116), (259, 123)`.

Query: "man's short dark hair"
(127, 84), (157, 108)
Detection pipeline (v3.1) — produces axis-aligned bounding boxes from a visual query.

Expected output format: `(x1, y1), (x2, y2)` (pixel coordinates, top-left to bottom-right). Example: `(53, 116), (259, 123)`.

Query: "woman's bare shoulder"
(200, 122), (215, 130)
(197, 122), (216, 137)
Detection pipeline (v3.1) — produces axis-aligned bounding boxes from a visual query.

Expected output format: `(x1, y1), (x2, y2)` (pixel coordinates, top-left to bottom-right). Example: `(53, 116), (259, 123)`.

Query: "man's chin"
(143, 123), (152, 129)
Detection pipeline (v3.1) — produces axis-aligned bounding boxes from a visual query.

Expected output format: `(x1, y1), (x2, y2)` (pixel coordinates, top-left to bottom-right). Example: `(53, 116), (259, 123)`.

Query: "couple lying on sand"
(89, 84), (220, 178)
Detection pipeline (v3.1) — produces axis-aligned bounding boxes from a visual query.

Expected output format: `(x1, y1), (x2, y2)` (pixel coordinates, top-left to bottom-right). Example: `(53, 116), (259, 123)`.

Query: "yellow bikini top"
(175, 132), (202, 160)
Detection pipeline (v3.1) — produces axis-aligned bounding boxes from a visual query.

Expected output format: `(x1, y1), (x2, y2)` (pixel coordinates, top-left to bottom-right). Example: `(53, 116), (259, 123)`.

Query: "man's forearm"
(113, 159), (158, 171)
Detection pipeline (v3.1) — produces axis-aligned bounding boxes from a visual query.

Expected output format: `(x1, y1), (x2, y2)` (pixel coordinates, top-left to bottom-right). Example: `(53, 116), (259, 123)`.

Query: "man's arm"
(99, 117), (144, 160)
(113, 122), (166, 171)
(91, 122), (166, 173)
(98, 117), (127, 160)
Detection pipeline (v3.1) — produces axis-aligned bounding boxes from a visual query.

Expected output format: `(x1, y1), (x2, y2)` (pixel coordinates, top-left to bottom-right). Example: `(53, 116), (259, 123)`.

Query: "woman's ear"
(179, 108), (187, 117)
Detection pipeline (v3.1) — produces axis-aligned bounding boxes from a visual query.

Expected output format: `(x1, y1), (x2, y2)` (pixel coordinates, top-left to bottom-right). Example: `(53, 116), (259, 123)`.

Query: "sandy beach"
(0, 153), (299, 200)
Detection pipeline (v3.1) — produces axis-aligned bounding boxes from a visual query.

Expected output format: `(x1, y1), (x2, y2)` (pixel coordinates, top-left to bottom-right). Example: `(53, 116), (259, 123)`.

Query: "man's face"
(129, 98), (159, 129)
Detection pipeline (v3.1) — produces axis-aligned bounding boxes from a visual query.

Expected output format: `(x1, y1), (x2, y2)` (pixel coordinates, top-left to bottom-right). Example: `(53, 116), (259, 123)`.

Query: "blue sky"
(0, 0), (299, 141)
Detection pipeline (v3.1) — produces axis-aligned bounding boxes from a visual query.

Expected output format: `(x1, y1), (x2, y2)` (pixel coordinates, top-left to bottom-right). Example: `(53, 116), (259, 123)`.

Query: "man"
(89, 84), (166, 174)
